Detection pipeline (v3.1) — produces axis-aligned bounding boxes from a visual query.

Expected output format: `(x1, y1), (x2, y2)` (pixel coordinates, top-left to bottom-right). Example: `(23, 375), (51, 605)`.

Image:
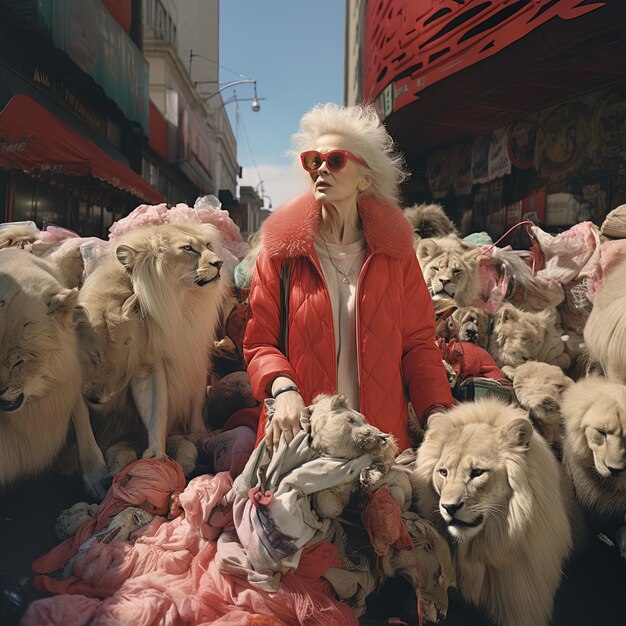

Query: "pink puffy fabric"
(107, 198), (249, 260)
(532, 222), (601, 285)
(39, 224), (80, 242)
(586, 238), (626, 301)
(21, 472), (356, 626)
(32, 458), (186, 584)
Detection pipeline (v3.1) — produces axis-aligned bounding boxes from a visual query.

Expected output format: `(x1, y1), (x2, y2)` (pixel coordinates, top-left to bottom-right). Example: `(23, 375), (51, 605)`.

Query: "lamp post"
(199, 79), (262, 113)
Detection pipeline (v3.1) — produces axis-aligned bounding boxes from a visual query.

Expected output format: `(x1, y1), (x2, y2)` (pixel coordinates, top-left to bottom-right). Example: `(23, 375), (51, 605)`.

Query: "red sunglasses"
(300, 149), (367, 173)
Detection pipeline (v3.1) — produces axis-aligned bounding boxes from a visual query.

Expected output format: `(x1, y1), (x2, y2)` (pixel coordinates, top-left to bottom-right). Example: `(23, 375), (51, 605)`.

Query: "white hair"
(290, 103), (408, 206)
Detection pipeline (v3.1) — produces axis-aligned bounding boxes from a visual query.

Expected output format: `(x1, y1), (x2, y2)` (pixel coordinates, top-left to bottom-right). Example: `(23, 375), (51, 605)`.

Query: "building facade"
(345, 0), (626, 241)
(0, 0), (163, 236)
(0, 0), (245, 237)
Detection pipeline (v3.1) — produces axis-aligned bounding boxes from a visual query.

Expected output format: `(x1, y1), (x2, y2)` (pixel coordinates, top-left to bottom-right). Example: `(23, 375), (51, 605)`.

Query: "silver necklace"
(321, 238), (358, 284)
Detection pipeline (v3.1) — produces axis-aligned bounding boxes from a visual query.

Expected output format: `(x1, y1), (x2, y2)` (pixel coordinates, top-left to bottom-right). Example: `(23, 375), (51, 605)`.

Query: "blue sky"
(219, 1), (345, 209)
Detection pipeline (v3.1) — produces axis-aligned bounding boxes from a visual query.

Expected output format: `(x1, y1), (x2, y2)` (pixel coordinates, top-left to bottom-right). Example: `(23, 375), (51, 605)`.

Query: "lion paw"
(141, 447), (167, 460)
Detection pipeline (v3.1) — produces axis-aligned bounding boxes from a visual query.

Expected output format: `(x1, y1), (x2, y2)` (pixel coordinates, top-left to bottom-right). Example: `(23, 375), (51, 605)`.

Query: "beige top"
(313, 235), (366, 410)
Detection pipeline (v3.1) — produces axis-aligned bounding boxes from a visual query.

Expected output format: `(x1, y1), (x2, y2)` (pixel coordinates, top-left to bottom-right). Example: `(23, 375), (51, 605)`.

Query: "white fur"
(489, 303), (570, 370)
(561, 376), (626, 529)
(584, 257), (626, 382)
(303, 394), (398, 518)
(75, 223), (229, 475)
(502, 361), (573, 455)
(412, 399), (572, 626)
(0, 249), (106, 497)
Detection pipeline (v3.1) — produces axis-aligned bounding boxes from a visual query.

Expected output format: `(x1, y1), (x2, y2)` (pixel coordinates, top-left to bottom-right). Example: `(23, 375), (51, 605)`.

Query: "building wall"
(142, 0), (238, 202)
(344, 0), (365, 106)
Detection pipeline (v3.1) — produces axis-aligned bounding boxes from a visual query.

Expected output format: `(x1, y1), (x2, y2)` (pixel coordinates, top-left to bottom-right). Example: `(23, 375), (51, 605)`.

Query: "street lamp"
(199, 79), (262, 113)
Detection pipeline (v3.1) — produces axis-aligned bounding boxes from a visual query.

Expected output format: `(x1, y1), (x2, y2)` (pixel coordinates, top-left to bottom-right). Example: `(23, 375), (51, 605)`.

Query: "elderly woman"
(244, 103), (453, 451)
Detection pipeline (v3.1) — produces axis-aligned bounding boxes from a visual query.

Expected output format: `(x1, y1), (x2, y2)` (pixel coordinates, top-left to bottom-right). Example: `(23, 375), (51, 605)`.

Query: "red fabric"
(0, 95), (163, 203)
(32, 458), (185, 585)
(244, 192), (453, 451)
(295, 542), (341, 579)
(458, 341), (504, 380)
(221, 406), (262, 433)
(361, 487), (412, 557)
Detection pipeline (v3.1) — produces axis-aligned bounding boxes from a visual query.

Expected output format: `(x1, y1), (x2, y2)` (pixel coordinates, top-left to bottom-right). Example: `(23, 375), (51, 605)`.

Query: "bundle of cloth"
(23, 408), (452, 626)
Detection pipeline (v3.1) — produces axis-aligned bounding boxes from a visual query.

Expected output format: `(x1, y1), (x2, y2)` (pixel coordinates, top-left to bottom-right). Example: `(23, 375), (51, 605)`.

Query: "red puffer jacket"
(243, 192), (453, 451)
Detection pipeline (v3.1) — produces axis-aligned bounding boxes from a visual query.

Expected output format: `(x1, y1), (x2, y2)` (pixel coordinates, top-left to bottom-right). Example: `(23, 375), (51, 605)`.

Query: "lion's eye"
(90, 353), (98, 364)
(453, 268), (462, 275)
(430, 266), (439, 273)
(438, 468), (448, 477)
(595, 429), (607, 438)
(470, 468), (486, 479)
(181, 245), (195, 252)
(11, 359), (24, 371)
(348, 416), (355, 424)
(205, 242), (213, 250)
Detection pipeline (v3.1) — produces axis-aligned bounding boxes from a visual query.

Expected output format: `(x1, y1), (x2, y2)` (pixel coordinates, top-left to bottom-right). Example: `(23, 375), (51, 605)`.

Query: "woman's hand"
(265, 390), (305, 451)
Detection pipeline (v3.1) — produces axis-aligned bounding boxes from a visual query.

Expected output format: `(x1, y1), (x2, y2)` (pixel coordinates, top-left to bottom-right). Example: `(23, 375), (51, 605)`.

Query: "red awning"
(0, 94), (164, 203)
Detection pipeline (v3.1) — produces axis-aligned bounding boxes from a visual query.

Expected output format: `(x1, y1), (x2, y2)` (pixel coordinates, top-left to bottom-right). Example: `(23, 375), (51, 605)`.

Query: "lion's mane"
(75, 223), (230, 473)
(561, 375), (626, 530)
(412, 398), (572, 626)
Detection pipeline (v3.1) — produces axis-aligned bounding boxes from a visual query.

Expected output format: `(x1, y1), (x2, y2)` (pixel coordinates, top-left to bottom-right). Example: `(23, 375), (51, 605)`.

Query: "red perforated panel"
(364, 0), (606, 118)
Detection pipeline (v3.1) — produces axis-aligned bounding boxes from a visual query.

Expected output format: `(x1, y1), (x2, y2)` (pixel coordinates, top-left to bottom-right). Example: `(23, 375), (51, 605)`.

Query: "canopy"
(0, 94), (164, 203)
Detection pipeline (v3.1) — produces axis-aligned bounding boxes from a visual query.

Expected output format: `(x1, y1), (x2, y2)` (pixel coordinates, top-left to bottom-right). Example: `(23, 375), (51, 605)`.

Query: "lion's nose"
(439, 277), (450, 286)
(442, 501), (463, 516)
(210, 260), (223, 270)
(607, 466), (624, 477)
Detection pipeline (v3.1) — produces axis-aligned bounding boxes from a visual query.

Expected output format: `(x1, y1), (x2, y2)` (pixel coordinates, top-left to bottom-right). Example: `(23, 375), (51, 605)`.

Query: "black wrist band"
(273, 384), (299, 399)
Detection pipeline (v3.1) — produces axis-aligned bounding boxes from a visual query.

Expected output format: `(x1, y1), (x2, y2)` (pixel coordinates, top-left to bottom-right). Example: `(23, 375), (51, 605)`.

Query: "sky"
(219, 1), (345, 210)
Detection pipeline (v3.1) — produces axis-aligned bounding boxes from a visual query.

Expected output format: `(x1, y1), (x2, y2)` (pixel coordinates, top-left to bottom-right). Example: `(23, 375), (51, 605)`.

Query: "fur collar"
(262, 192), (414, 260)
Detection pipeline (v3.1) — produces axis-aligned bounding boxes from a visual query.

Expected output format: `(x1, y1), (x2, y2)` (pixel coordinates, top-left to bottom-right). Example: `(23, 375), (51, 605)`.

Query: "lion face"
(417, 238), (479, 306)
(432, 423), (514, 540)
(0, 254), (78, 412)
(306, 394), (396, 460)
(489, 304), (544, 366)
(452, 305), (489, 348)
(415, 401), (535, 543)
(115, 223), (225, 290)
(562, 379), (626, 479)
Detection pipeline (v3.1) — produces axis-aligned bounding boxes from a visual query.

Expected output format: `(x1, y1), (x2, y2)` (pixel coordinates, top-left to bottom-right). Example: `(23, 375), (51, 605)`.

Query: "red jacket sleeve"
(401, 254), (454, 422)
(243, 251), (299, 402)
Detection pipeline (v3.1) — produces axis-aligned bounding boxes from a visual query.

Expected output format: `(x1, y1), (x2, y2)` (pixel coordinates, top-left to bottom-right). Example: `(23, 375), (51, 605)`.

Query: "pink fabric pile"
(23, 459), (356, 626)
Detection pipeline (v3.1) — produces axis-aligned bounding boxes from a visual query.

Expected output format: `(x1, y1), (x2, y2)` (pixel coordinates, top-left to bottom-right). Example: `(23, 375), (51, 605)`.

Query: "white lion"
(416, 237), (480, 306)
(488, 302), (570, 370)
(74, 223), (229, 475)
(303, 394), (399, 518)
(0, 249), (106, 497)
(584, 256), (626, 382)
(561, 376), (626, 531)
(502, 361), (573, 456)
(412, 398), (572, 626)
